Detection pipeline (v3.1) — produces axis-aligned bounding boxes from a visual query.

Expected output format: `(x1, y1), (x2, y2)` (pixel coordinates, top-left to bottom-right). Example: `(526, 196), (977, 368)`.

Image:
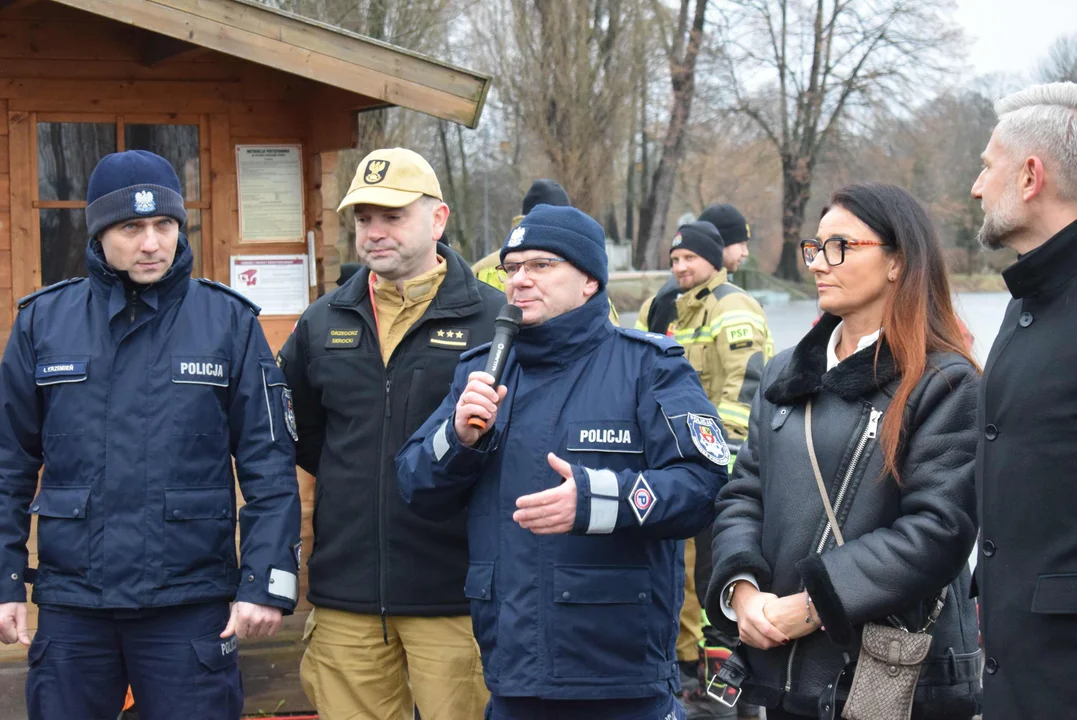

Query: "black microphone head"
(494, 304), (523, 336)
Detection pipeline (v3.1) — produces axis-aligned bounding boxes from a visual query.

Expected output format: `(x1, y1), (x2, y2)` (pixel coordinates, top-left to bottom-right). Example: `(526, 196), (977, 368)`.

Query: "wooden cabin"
(0, 0), (489, 708)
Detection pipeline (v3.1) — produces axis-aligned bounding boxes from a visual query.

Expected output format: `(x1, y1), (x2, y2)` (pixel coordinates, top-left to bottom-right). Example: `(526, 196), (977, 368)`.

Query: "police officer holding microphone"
(0, 150), (302, 720)
(397, 205), (728, 719)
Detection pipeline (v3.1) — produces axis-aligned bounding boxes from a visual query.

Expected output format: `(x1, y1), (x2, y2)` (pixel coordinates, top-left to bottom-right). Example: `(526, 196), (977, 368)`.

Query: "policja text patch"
(325, 328), (361, 348)
(566, 421), (644, 453)
(172, 357), (230, 387)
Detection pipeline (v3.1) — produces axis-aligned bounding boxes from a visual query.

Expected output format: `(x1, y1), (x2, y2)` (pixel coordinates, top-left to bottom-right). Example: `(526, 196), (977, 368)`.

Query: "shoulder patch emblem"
(282, 388), (298, 442)
(726, 323), (754, 350)
(630, 473), (657, 525)
(687, 413), (730, 466)
(507, 226), (526, 247)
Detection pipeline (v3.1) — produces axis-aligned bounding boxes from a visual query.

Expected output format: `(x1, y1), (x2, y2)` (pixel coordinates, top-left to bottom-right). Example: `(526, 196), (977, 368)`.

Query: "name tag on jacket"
(566, 421), (644, 453)
(172, 357), (230, 387)
(35, 359), (89, 385)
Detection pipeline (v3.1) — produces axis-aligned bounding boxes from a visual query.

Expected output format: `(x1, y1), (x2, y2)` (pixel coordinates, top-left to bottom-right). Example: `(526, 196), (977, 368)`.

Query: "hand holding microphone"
(454, 304), (522, 447)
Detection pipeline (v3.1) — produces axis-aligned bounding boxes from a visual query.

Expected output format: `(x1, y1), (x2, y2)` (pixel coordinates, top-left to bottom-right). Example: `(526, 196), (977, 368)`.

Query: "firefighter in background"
(666, 218), (773, 719)
(473, 179), (620, 325)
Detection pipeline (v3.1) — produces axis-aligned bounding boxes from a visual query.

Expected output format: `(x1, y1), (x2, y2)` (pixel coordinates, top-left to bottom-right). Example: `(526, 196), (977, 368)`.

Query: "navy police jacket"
(397, 292), (727, 700)
(0, 237), (302, 612)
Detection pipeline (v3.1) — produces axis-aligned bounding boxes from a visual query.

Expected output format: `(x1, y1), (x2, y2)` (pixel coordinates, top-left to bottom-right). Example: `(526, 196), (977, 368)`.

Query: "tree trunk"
(775, 154), (813, 281)
(634, 0), (706, 270)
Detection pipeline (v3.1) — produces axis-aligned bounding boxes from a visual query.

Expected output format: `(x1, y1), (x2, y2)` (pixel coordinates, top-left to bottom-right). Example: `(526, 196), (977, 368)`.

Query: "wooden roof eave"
(47, 0), (491, 128)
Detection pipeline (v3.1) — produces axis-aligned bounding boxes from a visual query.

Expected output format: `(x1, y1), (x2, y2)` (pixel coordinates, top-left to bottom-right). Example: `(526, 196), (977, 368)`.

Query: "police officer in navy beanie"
(698, 203), (752, 274)
(0, 149), (302, 720)
(401, 198), (726, 720)
(500, 203), (608, 296)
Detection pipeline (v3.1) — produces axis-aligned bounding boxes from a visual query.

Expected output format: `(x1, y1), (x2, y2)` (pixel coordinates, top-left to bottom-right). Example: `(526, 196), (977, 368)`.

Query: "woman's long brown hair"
(825, 184), (980, 482)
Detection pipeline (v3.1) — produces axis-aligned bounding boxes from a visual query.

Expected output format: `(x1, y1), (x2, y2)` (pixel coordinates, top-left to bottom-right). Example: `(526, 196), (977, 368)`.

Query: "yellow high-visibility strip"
(718, 402), (751, 427)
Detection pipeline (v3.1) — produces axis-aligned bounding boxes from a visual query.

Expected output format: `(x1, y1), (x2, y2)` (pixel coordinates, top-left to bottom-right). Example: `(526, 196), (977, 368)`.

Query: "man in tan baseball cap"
(337, 147), (444, 211)
(282, 147), (501, 720)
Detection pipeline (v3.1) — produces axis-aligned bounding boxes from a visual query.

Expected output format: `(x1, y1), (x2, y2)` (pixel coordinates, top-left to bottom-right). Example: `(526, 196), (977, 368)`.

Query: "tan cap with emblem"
(337, 147), (443, 211)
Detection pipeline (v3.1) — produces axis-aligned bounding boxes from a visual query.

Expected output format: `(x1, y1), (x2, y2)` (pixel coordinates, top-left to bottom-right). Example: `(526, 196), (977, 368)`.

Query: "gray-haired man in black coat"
(971, 81), (1077, 718)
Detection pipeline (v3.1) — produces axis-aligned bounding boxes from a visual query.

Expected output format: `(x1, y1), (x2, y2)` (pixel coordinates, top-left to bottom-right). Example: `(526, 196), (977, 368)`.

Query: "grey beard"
(977, 218), (1010, 250)
(977, 205), (1021, 251)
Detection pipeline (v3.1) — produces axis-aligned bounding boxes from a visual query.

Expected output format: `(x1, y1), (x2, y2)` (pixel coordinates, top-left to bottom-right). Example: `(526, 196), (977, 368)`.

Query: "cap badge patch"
(687, 413), (730, 466)
(746, 223), (751, 239)
(671, 233), (683, 247)
(134, 190), (156, 215)
(364, 159), (389, 184)
(630, 473), (657, 525)
(507, 226), (526, 247)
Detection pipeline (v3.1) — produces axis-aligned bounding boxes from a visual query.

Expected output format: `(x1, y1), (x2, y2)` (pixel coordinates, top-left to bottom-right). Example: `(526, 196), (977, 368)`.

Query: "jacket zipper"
(379, 377), (391, 642)
(784, 406), (882, 693)
(329, 292), (463, 632)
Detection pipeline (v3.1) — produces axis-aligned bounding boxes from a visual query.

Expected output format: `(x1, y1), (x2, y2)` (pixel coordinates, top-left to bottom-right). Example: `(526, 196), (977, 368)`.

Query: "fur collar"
(765, 313), (899, 405)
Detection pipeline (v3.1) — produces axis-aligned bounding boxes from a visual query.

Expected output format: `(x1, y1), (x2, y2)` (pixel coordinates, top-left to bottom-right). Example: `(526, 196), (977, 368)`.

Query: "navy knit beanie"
(521, 179), (570, 216)
(501, 204), (608, 288)
(698, 204), (751, 246)
(85, 150), (187, 239)
(670, 221), (724, 271)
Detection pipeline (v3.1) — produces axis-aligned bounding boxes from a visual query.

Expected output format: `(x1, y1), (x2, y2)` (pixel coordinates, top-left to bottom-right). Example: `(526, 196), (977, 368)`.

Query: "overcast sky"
(955, 0), (1077, 77)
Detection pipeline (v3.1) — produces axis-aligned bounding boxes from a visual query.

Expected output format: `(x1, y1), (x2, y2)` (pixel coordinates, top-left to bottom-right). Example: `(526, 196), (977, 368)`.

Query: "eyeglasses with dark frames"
(495, 257), (568, 282)
(800, 236), (887, 267)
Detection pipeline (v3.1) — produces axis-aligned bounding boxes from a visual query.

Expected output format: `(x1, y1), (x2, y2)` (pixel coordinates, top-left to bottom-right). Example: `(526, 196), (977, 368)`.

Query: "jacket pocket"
(1031, 573), (1077, 614)
(191, 630), (240, 673)
(464, 562), (498, 668)
(37, 355), (91, 437)
(259, 359), (290, 443)
(31, 487), (91, 576)
(685, 343), (712, 389)
(170, 354), (229, 436)
(550, 565), (650, 678)
(162, 488), (235, 580)
(27, 634), (51, 667)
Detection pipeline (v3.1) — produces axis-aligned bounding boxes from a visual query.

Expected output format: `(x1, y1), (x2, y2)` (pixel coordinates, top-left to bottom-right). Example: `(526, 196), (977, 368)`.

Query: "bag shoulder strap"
(805, 398), (845, 547)
(807, 400), (949, 633)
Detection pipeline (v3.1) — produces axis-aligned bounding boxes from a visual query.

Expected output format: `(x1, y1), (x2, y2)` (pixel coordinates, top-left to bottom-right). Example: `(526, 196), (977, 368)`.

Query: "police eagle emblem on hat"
(507, 226), (526, 247)
(133, 190), (156, 214)
(364, 160), (389, 184)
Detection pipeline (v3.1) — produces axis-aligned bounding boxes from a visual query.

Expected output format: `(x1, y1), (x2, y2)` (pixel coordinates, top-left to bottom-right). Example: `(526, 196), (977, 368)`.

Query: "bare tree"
(709, 0), (963, 280)
(1039, 33), (1077, 83)
(634, 0), (708, 269)
(481, 0), (640, 216)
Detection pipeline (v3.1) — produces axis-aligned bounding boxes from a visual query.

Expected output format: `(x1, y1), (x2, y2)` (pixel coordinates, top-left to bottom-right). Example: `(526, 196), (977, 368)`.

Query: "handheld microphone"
(467, 304), (523, 430)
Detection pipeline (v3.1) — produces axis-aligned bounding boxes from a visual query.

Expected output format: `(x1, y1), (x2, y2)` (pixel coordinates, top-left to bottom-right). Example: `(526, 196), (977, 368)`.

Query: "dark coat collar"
(331, 242), (486, 316)
(514, 290), (614, 368)
(1002, 218), (1077, 299)
(765, 313), (898, 405)
(86, 234), (193, 317)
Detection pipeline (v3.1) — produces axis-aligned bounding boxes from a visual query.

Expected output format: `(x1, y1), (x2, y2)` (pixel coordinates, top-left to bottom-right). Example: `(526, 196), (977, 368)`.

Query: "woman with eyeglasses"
(703, 183), (983, 719)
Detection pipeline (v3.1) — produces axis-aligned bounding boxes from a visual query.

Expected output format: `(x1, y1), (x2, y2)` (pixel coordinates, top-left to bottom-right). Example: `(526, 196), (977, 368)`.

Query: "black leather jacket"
(704, 314), (983, 719)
